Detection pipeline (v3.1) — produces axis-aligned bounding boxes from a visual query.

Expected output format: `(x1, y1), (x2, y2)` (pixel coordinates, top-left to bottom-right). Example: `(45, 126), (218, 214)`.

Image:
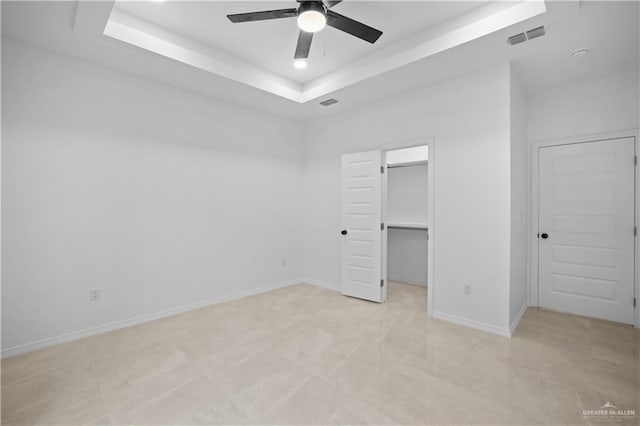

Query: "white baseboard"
(509, 303), (528, 337)
(387, 275), (427, 287)
(1, 279), (301, 359)
(432, 311), (511, 337)
(303, 278), (340, 292)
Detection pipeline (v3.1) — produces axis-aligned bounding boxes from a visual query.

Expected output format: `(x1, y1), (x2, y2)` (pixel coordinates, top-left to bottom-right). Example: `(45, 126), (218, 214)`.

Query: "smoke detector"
(570, 48), (591, 60)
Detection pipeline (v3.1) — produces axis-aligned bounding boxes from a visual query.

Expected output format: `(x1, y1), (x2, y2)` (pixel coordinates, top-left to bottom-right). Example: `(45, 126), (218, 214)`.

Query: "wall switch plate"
(90, 288), (101, 301)
(464, 284), (472, 296)
(281, 258), (286, 267)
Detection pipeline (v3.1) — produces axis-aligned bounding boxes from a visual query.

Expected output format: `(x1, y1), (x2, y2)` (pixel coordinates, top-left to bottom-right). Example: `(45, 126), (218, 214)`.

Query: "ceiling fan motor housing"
(298, 1), (327, 17)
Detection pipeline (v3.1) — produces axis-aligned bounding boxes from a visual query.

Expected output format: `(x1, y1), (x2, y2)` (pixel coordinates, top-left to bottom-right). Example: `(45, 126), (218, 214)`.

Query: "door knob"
(341, 230), (348, 235)
(540, 233), (549, 239)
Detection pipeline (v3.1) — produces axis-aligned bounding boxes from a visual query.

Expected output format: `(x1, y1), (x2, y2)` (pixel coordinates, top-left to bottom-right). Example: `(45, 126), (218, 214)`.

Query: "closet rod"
(387, 226), (429, 231)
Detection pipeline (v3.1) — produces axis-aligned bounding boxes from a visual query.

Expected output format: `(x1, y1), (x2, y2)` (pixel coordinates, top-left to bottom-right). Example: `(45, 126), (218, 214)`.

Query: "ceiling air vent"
(320, 98), (338, 107)
(507, 33), (527, 45)
(526, 26), (546, 40)
(507, 25), (546, 46)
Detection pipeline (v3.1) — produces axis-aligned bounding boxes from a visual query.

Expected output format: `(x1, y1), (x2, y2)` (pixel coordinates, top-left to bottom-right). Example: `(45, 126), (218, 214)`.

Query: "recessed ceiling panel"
(114, 1), (485, 83)
(101, 0), (548, 103)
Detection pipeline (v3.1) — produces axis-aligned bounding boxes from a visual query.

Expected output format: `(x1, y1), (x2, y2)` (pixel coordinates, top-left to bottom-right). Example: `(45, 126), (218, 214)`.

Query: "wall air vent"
(320, 98), (339, 107)
(526, 26), (546, 40)
(507, 25), (546, 46)
(507, 33), (527, 45)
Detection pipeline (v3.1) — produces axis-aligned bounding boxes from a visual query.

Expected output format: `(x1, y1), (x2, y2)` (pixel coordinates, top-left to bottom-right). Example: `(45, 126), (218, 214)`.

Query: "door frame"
(529, 129), (639, 327)
(378, 138), (435, 316)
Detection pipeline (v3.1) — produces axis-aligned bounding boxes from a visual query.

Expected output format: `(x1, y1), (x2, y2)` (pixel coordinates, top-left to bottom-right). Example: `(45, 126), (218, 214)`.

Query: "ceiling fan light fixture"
(297, 2), (326, 33)
(293, 59), (308, 69)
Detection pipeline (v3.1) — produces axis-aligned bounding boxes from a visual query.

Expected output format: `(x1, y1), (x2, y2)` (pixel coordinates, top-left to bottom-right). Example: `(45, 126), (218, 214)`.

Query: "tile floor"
(2, 282), (639, 425)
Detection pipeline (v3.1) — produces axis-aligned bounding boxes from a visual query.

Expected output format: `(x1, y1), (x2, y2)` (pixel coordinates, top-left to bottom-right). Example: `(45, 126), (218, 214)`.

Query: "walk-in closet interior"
(385, 146), (429, 303)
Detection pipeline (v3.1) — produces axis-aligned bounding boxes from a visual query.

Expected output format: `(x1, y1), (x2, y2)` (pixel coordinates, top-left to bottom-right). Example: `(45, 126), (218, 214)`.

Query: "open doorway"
(382, 146), (429, 308)
(340, 142), (433, 313)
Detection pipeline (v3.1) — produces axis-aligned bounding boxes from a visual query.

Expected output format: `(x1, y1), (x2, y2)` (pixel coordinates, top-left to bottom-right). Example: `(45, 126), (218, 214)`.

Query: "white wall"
(386, 163), (428, 287)
(387, 228), (428, 287)
(525, 70), (639, 321)
(509, 67), (528, 330)
(528, 71), (639, 142)
(386, 164), (428, 225)
(3, 37), (638, 355)
(1, 41), (304, 353)
(303, 65), (513, 334)
(509, 70), (639, 332)
(386, 145), (428, 165)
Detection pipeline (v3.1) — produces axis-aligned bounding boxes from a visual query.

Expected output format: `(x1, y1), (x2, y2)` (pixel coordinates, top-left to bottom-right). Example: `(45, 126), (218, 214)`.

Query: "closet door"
(340, 150), (383, 303)
(538, 138), (635, 324)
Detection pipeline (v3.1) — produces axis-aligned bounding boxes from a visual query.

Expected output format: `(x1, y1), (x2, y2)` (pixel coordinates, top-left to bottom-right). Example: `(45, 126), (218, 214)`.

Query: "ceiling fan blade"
(294, 31), (314, 59)
(326, 10), (382, 43)
(227, 8), (297, 23)
(324, 0), (343, 8)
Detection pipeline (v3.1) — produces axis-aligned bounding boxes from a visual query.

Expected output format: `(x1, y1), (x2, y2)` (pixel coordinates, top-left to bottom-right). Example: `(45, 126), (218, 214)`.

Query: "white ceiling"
(512, 0), (639, 93)
(100, 0), (547, 102)
(113, 1), (486, 83)
(1, 1), (638, 120)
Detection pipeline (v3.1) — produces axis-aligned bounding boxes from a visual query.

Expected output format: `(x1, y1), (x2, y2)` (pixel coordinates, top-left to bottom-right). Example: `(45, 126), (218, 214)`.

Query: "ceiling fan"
(227, 1), (383, 63)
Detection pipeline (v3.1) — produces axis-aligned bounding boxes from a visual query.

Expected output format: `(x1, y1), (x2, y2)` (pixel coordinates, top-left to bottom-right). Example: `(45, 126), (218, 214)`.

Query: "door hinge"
(380, 166), (385, 174)
(635, 155), (637, 166)
(380, 279), (384, 288)
(381, 223), (385, 231)
(634, 226), (637, 237)
(634, 297), (636, 308)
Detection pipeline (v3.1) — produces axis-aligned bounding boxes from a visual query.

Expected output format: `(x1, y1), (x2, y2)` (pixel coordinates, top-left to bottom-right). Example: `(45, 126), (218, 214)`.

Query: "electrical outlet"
(90, 288), (101, 301)
(281, 258), (286, 267)
(464, 284), (472, 296)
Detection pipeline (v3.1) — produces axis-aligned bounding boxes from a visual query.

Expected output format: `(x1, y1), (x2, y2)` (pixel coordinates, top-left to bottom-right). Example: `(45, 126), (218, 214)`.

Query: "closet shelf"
(386, 160), (428, 169)
(387, 222), (429, 230)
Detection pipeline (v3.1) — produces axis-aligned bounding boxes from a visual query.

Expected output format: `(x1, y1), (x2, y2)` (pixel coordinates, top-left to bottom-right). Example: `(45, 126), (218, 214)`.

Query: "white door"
(341, 150), (383, 303)
(538, 138), (636, 324)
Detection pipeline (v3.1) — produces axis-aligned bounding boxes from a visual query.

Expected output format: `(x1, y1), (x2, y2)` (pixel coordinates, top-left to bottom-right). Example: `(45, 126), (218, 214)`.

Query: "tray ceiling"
(113, 1), (486, 83)
(81, 1), (547, 103)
